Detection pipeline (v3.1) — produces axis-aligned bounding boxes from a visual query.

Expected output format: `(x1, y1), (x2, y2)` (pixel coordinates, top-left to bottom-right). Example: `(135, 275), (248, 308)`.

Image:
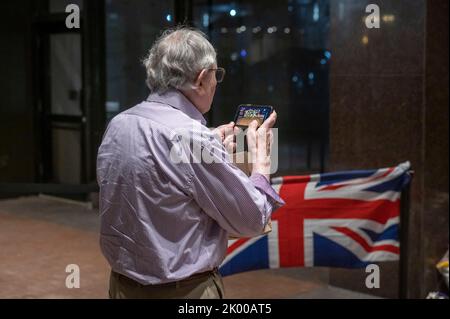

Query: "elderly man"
(97, 27), (284, 299)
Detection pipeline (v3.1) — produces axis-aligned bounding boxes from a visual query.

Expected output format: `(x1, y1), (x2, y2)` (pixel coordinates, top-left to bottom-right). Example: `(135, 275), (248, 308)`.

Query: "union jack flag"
(219, 162), (412, 276)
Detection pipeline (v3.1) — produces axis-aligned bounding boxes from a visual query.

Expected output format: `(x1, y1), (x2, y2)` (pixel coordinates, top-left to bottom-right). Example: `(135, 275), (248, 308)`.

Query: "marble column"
(328, 0), (448, 298)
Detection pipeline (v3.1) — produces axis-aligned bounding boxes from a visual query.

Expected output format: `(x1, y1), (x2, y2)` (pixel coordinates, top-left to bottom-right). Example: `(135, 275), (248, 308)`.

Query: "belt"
(112, 268), (219, 288)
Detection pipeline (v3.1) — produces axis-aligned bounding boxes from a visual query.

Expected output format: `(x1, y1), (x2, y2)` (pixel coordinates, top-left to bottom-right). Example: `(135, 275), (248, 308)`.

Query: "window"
(193, 0), (330, 174)
(105, 0), (174, 120)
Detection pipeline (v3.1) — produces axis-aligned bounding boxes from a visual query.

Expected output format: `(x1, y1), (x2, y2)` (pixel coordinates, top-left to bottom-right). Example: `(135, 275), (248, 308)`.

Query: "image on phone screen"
(234, 105), (273, 128)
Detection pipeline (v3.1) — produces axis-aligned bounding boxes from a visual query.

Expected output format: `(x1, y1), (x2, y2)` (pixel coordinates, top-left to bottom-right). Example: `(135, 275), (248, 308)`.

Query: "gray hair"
(143, 27), (217, 93)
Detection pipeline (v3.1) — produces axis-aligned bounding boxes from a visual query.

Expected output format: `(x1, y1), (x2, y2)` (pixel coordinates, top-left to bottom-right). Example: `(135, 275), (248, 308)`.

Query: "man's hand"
(246, 111), (277, 180)
(212, 121), (240, 153)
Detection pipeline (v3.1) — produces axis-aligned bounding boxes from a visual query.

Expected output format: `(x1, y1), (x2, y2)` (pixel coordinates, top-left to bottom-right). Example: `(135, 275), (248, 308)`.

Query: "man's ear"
(194, 69), (208, 96)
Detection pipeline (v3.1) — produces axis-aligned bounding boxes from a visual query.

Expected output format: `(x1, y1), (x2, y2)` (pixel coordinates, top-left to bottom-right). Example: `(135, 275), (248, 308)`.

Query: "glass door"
(35, 5), (85, 185)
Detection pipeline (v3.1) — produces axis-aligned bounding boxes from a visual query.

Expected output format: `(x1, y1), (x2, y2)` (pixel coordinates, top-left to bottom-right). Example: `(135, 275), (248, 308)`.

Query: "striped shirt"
(97, 89), (285, 284)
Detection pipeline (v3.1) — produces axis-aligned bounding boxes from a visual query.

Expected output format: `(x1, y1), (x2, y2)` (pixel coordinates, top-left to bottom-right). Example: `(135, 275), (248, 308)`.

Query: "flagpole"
(399, 170), (413, 299)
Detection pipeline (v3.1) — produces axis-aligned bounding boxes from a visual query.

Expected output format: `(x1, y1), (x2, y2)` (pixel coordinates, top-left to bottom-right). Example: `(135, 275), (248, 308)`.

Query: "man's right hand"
(246, 111), (277, 180)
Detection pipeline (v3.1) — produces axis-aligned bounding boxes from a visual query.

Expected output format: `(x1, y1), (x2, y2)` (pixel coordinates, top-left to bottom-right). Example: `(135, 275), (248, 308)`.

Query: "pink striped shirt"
(97, 89), (284, 284)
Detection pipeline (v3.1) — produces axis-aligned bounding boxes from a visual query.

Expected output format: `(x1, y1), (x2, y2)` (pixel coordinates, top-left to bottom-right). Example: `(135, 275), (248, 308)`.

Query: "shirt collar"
(146, 89), (206, 126)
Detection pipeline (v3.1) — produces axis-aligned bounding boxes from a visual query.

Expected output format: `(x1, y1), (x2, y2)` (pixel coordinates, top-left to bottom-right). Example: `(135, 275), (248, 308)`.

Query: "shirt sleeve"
(249, 173), (285, 210)
(183, 128), (285, 238)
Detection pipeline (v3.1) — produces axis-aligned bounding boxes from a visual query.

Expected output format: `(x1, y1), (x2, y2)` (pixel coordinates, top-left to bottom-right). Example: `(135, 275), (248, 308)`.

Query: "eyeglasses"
(207, 67), (226, 83)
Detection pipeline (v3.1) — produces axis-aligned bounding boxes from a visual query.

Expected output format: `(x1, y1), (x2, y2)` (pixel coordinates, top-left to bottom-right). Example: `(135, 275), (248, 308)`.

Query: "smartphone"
(233, 104), (273, 129)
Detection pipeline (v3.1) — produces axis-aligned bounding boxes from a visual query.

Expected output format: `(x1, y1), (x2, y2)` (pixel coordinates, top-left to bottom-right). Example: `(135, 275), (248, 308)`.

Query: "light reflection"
(252, 26), (262, 34)
(202, 13), (209, 27)
(382, 14), (395, 23)
(362, 35), (369, 45)
(313, 3), (320, 22)
(236, 26), (246, 34)
(267, 26), (277, 34)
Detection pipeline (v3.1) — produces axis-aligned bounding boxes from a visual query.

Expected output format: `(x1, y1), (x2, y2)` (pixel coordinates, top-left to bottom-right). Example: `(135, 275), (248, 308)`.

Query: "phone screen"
(234, 105), (273, 128)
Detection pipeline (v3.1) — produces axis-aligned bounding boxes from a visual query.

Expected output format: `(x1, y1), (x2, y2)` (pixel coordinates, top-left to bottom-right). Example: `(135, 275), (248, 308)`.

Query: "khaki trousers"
(108, 269), (225, 299)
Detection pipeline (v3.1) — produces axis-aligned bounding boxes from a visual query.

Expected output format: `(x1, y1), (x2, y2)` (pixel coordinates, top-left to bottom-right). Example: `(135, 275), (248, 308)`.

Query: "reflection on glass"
(105, 0), (174, 120)
(50, 34), (82, 116)
(193, 0), (330, 174)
